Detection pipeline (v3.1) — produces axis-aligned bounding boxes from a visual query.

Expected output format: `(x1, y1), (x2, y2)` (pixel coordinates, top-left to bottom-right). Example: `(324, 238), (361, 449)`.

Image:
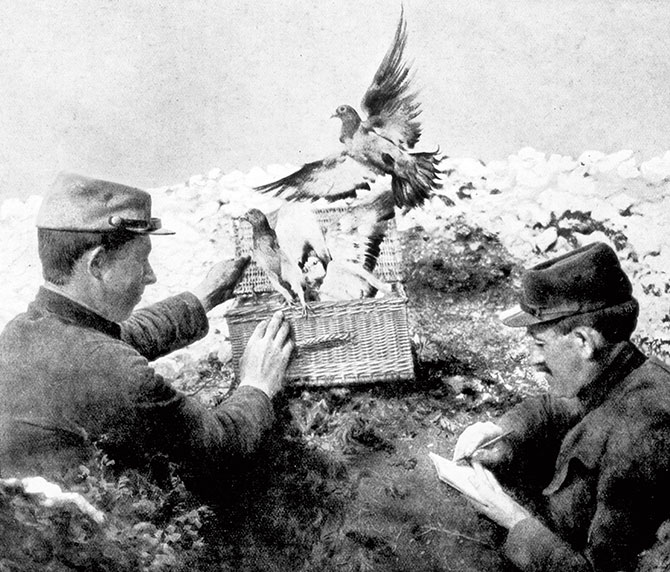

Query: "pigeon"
(318, 190), (396, 301)
(241, 208), (312, 315)
(254, 8), (442, 211)
(271, 202), (331, 282)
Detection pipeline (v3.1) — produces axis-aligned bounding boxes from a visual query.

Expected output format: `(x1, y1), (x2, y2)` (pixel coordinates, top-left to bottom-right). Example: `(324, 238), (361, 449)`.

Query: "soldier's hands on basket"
(239, 311), (294, 398)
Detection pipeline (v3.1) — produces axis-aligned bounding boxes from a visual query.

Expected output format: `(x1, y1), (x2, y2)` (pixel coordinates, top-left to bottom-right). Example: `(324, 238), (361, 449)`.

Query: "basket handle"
(297, 332), (353, 353)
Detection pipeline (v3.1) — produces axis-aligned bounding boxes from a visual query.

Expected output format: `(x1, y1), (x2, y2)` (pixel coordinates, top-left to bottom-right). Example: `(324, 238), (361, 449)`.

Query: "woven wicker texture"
(232, 206), (403, 295)
(226, 292), (415, 387)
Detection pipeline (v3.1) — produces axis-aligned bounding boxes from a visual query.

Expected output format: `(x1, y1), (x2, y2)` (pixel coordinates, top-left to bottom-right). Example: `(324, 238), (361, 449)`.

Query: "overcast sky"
(2, 0), (669, 198)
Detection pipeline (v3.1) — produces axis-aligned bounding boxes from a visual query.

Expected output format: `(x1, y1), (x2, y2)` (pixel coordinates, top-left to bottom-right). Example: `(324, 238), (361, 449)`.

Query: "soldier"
(0, 172), (294, 499)
(453, 242), (670, 571)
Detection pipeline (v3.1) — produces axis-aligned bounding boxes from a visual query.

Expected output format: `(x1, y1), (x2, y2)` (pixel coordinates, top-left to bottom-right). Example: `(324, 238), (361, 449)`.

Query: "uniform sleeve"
(80, 336), (274, 497)
(495, 395), (584, 491)
(503, 422), (670, 572)
(119, 292), (209, 361)
(498, 395), (583, 451)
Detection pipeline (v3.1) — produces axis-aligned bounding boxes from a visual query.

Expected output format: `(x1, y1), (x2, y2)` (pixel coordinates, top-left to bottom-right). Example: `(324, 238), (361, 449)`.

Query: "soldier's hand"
(453, 421), (511, 467)
(192, 256), (250, 312)
(239, 311), (294, 399)
(464, 462), (531, 530)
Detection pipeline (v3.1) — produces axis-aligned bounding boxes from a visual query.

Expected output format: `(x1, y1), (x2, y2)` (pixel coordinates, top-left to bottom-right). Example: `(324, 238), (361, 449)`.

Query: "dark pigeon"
(254, 8), (442, 210)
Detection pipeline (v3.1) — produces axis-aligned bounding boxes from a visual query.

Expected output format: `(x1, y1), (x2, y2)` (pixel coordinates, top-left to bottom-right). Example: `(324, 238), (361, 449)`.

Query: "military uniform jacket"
(0, 287), (274, 495)
(497, 342), (670, 572)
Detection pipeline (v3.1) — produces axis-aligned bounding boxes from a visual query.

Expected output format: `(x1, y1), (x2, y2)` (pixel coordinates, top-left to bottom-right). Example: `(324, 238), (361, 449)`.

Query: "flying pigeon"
(241, 208), (312, 315)
(254, 8), (442, 210)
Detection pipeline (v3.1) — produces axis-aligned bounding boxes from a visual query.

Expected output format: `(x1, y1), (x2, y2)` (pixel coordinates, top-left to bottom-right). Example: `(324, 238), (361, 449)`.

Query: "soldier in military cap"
(452, 242), (670, 572)
(0, 172), (293, 500)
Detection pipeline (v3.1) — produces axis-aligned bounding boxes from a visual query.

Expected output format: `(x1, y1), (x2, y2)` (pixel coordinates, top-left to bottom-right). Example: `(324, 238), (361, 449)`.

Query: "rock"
(546, 153), (579, 173)
(590, 199), (620, 223)
(643, 250), (670, 275)
(515, 147), (547, 164)
(450, 157), (489, 181)
(626, 223), (663, 257)
(444, 375), (466, 393)
(640, 152), (670, 184)
(617, 158), (640, 179)
(515, 200), (552, 228)
(572, 230), (614, 249)
(208, 167), (223, 180)
(536, 188), (586, 217)
(556, 169), (597, 196)
(535, 227), (558, 252)
(595, 150), (634, 174)
(553, 236), (572, 254)
(188, 174), (206, 187)
(509, 148), (555, 189)
(483, 159), (514, 192)
(197, 200), (221, 218)
(244, 166), (272, 187)
(578, 150), (606, 170)
(153, 358), (182, 380)
(609, 192), (636, 214)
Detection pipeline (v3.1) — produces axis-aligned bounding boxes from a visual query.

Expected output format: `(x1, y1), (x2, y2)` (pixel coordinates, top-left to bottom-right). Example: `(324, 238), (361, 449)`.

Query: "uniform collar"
(576, 341), (647, 411)
(35, 286), (121, 339)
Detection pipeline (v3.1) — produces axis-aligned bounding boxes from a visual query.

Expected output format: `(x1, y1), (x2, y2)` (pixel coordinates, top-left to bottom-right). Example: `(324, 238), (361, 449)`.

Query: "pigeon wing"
(274, 202), (331, 269)
(254, 153), (379, 203)
(361, 8), (422, 149)
(319, 192), (395, 300)
(324, 190), (394, 273)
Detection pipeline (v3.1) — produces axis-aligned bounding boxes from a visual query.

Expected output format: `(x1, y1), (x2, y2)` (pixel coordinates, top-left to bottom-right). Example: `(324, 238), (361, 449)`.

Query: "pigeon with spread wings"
(254, 9), (442, 210)
(318, 191), (396, 301)
(272, 202), (332, 293)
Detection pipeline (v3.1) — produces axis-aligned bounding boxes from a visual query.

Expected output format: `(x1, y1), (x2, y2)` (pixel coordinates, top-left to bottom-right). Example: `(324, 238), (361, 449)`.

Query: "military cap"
(501, 242), (635, 327)
(36, 172), (174, 234)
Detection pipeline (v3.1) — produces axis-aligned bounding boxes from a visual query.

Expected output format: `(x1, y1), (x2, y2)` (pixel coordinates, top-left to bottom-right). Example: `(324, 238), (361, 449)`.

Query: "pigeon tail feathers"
(391, 149), (443, 208)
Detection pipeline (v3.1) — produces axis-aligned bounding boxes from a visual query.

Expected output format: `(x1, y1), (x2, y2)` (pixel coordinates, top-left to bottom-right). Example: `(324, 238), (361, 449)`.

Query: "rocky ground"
(2, 147), (670, 570)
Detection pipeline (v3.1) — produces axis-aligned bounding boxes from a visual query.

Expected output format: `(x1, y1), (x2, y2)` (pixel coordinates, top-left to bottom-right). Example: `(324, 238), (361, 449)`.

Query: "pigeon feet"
(300, 303), (315, 319)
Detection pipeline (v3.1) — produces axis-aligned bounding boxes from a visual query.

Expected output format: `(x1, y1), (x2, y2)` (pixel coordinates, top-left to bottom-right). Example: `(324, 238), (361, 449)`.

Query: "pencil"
(454, 430), (512, 463)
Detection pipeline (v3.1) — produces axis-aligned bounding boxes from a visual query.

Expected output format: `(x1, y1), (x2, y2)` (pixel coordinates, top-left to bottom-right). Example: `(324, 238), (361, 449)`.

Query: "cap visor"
(148, 227), (175, 235)
(131, 227), (175, 235)
(499, 305), (542, 327)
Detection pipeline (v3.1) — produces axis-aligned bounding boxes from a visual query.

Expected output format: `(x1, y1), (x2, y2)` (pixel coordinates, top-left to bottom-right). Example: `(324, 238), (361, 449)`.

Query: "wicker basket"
(226, 206), (414, 387)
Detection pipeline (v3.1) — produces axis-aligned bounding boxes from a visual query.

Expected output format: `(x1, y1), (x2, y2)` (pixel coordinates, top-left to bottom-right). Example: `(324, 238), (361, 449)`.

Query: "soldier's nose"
(144, 264), (157, 285)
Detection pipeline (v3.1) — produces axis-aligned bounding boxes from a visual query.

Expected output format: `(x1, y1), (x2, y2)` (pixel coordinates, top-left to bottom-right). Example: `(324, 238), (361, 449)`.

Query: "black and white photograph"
(1, 1), (670, 570)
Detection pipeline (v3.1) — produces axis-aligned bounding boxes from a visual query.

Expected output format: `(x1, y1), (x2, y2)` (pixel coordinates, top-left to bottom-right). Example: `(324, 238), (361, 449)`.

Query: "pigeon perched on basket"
(241, 208), (314, 316)
(254, 8), (443, 212)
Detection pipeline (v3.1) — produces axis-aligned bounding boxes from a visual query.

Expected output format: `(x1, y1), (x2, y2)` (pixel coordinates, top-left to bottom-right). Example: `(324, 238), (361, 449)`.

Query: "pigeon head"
(332, 105), (361, 142)
(242, 208), (272, 232)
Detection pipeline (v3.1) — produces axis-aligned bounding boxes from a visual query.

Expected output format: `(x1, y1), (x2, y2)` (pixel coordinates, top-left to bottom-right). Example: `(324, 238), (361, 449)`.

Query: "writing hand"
(453, 421), (511, 467)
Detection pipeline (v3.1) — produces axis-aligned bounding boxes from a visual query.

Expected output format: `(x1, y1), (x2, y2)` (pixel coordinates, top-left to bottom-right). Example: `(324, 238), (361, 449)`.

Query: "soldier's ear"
(571, 326), (605, 360)
(86, 246), (106, 280)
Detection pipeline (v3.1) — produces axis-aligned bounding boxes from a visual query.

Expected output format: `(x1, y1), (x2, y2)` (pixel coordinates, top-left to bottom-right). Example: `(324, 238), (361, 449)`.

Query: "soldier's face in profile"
(527, 323), (588, 397)
(97, 235), (157, 321)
